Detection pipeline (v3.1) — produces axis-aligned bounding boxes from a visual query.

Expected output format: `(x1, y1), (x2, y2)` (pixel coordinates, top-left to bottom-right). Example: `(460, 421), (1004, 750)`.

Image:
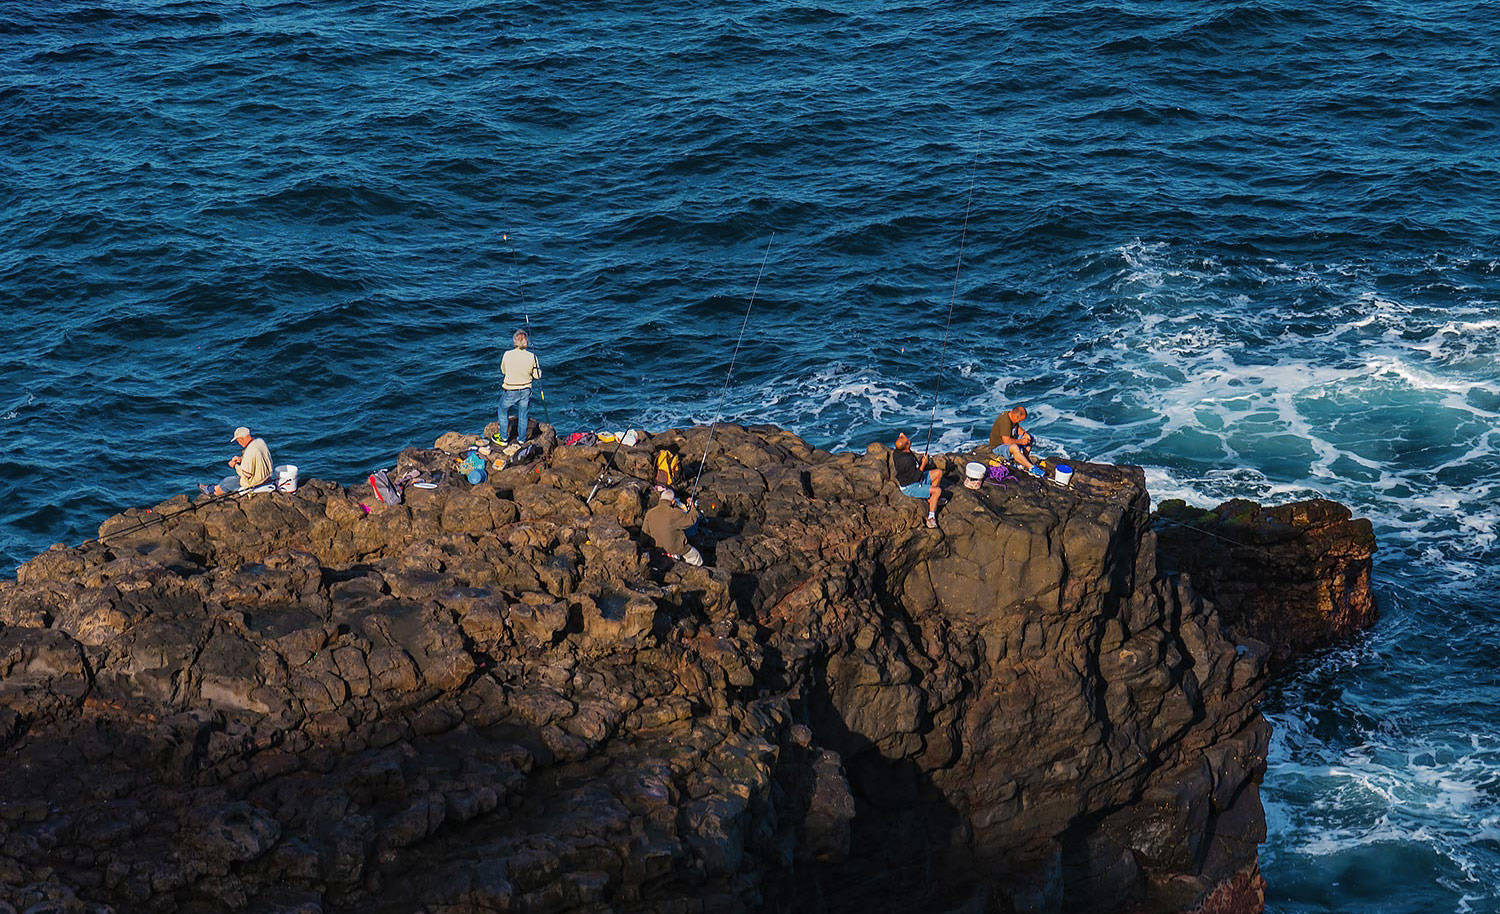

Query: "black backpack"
(510, 443), (542, 466)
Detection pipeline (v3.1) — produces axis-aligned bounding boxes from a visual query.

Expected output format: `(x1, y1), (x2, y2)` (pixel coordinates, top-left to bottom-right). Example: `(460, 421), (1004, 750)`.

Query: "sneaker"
(198, 484), (213, 496)
(926, 512), (938, 529)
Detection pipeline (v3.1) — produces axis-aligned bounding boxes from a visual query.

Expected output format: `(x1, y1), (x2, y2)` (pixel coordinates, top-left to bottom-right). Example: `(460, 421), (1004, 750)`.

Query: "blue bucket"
(467, 468), (487, 485)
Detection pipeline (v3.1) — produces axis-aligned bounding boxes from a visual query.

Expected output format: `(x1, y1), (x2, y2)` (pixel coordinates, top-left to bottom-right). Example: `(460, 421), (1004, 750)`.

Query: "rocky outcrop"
(1154, 498), (1377, 665)
(0, 425), (1275, 914)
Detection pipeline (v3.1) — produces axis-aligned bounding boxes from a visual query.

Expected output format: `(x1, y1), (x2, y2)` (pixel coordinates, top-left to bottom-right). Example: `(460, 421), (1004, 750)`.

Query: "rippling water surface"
(3, 2), (1499, 911)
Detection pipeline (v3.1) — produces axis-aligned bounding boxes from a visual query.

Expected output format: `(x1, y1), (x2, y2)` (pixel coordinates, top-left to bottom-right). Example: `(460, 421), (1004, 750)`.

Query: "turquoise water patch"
(1154, 425), (1229, 462)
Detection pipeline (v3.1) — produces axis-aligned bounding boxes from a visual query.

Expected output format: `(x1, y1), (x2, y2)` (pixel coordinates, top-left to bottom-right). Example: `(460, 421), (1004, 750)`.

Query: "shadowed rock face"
(1154, 498), (1377, 665)
(0, 425), (1274, 914)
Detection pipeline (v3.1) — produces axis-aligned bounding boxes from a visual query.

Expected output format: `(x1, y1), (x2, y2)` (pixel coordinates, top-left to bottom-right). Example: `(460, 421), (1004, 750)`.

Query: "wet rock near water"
(0, 424), (1329, 913)
(1154, 497), (1377, 665)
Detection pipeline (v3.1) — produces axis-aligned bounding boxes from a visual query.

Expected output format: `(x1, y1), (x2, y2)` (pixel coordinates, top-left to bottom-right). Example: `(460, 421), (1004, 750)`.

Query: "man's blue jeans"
(499, 388), (531, 439)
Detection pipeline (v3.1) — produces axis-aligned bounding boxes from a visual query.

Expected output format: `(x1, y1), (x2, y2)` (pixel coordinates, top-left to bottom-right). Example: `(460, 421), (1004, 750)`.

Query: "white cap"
(232, 426), (251, 441)
(660, 487), (676, 503)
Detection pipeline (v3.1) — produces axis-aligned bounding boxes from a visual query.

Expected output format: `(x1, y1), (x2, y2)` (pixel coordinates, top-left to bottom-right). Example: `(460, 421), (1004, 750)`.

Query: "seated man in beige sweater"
(201, 426), (273, 496)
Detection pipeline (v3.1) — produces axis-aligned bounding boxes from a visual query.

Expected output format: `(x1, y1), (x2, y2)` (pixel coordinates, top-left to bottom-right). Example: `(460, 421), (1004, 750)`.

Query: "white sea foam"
(1, 392), (35, 421)
(734, 363), (981, 452)
(1010, 246), (1500, 570)
(655, 242), (1500, 583)
(1028, 243), (1500, 900)
(1265, 725), (1500, 904)
(1259, 584), (1500, 906)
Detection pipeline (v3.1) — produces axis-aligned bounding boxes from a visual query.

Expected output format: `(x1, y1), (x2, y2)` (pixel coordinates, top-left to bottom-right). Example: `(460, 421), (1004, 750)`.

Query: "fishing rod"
(922, 154), (980, 461)
(585, 424), (634, 505)
(502, 232), (551, 430)
(81, 472), (294, 547)
(689, 234), (774, 501)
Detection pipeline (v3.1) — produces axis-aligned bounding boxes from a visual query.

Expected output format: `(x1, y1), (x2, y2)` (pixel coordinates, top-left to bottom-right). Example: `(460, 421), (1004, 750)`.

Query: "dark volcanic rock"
(0, 425), (1296, 913)
(1154, 497), (1377, 664)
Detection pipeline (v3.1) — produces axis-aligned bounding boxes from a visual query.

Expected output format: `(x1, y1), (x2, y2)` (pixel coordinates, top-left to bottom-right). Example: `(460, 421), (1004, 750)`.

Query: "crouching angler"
(642, 487), (704, 567)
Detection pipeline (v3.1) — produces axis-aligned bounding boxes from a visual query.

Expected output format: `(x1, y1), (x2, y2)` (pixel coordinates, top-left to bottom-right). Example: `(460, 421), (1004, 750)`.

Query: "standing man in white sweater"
(499, 329), (541, 444)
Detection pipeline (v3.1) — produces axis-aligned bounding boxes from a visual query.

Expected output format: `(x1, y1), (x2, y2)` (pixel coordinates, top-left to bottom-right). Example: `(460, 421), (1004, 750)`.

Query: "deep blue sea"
(3, 2), (1498, 911)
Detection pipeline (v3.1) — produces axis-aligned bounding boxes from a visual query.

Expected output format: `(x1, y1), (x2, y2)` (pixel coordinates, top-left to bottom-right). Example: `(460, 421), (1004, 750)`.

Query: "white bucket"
(275, 464), (299, 493)
(964, 461), (986, 490)
(1054, 464), (1073, 487)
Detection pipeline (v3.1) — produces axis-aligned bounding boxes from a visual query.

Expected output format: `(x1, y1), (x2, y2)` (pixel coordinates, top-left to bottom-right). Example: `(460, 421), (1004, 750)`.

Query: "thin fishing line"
(923, 154), (980, 458)
(502, 232), (530, 329)
(691, 234), (775, 499)
(502, 232), (550, 427)
(1153, 516), (1277, 557)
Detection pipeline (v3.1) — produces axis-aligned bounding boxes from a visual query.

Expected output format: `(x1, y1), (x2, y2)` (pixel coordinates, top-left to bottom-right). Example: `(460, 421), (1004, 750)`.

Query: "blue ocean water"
(2, 2), (1498, 910)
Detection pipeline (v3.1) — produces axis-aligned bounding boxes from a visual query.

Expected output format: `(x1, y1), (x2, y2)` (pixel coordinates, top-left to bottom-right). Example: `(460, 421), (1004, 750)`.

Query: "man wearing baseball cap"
(642, 486), (704, 567)
(200, 426), (273, 496)
(892, 431), (942, 528)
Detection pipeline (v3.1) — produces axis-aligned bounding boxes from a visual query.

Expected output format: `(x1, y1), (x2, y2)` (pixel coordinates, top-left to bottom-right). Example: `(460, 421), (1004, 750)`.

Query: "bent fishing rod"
(922, 152), (981, 462)
(689, 234), (774, 502)
(502, 232), (551, 429)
